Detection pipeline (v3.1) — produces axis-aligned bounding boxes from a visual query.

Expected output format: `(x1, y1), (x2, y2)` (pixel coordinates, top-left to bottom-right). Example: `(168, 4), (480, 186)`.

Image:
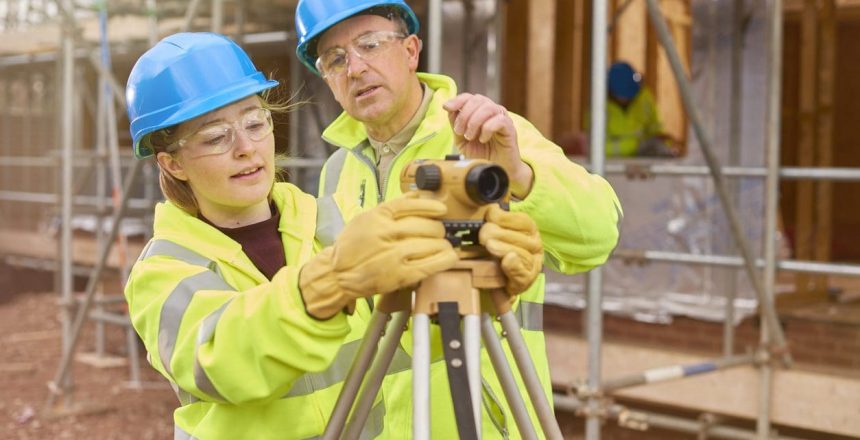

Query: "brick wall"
(544, 304), (860, 372)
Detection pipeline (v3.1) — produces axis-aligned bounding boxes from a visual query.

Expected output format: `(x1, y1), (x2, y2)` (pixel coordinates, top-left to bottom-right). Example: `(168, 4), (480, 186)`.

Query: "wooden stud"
(525, 0), (557, 136)
(795, 0), (818, 298)
(813, 0), (836, 294)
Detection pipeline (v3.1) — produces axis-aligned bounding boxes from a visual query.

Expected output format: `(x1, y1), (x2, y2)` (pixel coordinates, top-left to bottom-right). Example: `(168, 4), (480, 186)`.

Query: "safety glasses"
(169, 108), (273, 158)
(316, 30), (407, 79)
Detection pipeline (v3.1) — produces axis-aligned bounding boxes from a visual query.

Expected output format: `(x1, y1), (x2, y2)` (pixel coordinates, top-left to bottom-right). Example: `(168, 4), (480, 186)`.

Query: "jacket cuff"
(510, 155), (548, 215)
(297, 247), (350, 320)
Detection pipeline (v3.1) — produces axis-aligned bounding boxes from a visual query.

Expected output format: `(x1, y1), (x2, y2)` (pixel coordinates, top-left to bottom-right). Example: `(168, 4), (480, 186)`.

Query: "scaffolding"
(0, 0), (858, 439)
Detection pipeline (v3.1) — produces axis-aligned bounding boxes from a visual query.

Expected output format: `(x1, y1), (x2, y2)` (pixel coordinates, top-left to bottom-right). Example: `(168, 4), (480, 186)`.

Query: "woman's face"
(156, 96), (276, 226)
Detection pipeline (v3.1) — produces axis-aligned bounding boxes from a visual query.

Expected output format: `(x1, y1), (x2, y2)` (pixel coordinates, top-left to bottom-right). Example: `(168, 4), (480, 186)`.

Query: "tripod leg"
(323, 310), (391, 440)
(499, 311), (564, 440)
(413, 312), (431, 440)
(463, 313), (482, 436)
(342, 311), (410, 440)
(480, 313), (538, 440)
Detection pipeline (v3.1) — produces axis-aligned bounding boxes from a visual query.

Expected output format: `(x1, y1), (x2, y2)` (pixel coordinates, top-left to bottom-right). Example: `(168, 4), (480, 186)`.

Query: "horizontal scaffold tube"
(601, 353), (756, 392)
(613, 249), (860, 277)
(553, 395), (809, 440)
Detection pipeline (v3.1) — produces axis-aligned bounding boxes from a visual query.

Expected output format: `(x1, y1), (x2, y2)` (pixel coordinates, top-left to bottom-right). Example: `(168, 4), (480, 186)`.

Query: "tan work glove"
(479, 204), (543, 296)
(300, 194), (459, 319)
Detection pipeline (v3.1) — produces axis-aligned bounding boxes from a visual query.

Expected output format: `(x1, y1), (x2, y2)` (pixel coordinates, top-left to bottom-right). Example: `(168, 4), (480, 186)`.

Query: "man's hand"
(479, 204), (543, 296)
(443, 93), (534, 198)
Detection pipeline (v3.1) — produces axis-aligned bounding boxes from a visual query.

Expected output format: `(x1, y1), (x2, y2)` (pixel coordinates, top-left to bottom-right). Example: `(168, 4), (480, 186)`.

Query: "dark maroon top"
(201, 203), (286, 280)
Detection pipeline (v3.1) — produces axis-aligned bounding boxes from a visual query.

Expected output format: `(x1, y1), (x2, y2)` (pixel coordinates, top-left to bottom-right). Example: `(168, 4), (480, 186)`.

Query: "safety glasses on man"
(168, 107), (273, 158)
(315, 30), (406, 79)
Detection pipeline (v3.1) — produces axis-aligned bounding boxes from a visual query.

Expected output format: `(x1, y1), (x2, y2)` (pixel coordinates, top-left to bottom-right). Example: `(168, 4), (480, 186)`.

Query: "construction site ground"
(0, 289), (694, 439)
(2, 262), (859, 439)
(1, 283), (175, 440)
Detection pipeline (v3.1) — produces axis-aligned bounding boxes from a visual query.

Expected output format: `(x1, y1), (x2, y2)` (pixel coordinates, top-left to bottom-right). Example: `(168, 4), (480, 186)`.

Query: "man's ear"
(156, 152), (189, 181)
(404, 34), (422, 72)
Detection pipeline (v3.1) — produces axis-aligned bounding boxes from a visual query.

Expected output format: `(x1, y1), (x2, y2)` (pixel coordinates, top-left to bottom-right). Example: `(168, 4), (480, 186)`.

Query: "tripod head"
(400, 155), (509, 259)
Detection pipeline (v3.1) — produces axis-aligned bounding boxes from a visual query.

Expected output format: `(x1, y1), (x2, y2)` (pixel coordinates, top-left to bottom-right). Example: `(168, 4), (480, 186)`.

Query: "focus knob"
(415, 164), (442, 190)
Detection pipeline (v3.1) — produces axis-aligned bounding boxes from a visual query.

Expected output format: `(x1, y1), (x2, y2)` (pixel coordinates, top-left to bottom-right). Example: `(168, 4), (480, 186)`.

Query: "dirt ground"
(1, 287), (176, 440)
(0, 267), (751, 440)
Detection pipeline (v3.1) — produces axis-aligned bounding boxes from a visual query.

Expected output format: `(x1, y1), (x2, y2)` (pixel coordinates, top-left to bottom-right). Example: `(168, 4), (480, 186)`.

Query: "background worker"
(564, 61), (678, 158)
(293, 0), (623, 437)
(123, 32), (463, 439)
(606, 61), (678, 157)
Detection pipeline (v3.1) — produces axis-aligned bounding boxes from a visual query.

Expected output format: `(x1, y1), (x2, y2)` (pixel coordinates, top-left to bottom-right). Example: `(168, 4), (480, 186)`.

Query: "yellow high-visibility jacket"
(125, 182), (383, 440)
(606, 87), (663, 157)
(317, 73), (622, 439)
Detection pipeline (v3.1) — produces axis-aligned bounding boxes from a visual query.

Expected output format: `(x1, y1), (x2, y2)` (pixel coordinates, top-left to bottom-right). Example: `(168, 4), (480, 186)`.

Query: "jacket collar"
(322, 73), (458, 150)
(151, 183), (317, 282)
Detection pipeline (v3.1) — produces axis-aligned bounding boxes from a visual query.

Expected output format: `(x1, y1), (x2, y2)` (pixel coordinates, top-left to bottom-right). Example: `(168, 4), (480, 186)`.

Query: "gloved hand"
(479, 204), (543, 296)
(300, 194), (459, 319)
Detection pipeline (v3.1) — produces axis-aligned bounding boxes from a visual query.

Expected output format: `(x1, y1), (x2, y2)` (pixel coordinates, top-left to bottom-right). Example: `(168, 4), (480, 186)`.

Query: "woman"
(124, 32), (460, 439)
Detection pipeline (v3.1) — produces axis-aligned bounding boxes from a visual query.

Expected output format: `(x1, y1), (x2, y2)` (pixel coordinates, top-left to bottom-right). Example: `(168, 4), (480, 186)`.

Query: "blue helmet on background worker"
(126, 32), (278, 159)
(607, 61), (642, 101)
(294, 0), (420, 75)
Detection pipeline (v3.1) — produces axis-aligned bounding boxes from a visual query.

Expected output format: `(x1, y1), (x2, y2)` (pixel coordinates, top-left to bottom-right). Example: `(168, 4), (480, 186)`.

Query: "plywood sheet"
(547, 331), (860, 436)
(0, 229), (144, 269)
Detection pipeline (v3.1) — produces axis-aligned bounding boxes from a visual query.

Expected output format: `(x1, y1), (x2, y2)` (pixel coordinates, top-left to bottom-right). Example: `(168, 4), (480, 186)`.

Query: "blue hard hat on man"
(295, 0), (420, 75)
(126, 32), (278, 159)
(607, 61), (642, 101)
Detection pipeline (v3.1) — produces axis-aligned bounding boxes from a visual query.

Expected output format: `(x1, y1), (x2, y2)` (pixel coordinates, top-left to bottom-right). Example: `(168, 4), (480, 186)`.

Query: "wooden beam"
(525, 0), (556, 136)
(613, 0), (648, 70)
(501, 0), (528, 116)
(651, 0), (690, 147)
(814, 0), (836, 293)
(553, 0), (586, 139)
(795, 0), (818, 297)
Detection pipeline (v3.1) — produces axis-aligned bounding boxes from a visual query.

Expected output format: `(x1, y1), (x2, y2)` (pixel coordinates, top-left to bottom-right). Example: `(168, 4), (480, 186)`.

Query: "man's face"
(316, 14), (421, 127)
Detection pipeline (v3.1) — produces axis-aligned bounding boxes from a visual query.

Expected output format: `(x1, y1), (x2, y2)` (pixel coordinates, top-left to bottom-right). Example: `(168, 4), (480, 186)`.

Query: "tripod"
(320, 257), (564, 440)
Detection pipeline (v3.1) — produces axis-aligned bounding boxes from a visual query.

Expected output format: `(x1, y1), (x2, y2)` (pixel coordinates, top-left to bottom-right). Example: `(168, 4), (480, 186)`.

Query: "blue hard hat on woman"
(294, 0), (420, 75)
(126, 32), (278, 159)
(607, 61), (642, 101)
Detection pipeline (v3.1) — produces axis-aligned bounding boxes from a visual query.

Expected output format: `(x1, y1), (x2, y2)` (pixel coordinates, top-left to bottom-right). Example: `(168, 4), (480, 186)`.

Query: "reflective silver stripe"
(358, 399), (385, 440)
(545, 253), (562, 272)
(142, 239), (222, 275)
(174, 402), (384, 440)
(515, 300), (543, 332)
(316, 148), (348, 246)
(284, 336), (361, 398)
(143, 240), (234, 393)
(157, 270), (233, 376)
(303, 399), (385, 440)
(481, 377), (509, 439)
(385, 343), (413, 374)
(284, 338), (412, 398)
(315, 196), (344, 247)
(192, 300), (232, 402)
(169, 381), (199, 406)
(174, 424), (196, 440)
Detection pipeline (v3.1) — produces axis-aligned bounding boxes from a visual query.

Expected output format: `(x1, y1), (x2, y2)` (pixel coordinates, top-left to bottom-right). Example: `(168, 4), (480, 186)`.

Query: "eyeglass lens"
(316, 31), (405, 78)
(183, 108), (272, 157)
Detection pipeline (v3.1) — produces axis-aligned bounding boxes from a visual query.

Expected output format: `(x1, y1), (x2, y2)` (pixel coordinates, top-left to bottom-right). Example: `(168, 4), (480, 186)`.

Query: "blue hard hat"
(607, 61), (642, 101)
(126, 32), (279, 159)
(295, 0), (419, 76)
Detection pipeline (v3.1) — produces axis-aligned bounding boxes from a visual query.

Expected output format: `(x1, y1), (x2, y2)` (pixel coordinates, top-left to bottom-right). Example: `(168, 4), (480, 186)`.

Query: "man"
(294, 0), (622, 437)
(604, 61), (677, 157)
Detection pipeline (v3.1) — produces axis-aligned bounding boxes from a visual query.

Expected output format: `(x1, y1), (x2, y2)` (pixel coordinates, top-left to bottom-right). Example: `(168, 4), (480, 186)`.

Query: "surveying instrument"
(321, 155), (564, 440)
